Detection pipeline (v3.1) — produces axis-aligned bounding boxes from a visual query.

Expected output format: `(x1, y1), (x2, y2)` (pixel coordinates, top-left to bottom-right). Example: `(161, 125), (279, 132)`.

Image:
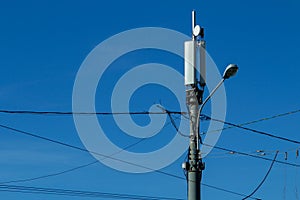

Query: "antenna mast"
(183, 10), (206, 200)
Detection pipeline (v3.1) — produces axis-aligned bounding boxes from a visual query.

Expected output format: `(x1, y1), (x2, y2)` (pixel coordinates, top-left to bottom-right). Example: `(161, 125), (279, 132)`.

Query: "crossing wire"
(242, 151), (279, 200)
(0, 123), (259, 199)
(0, 184), (184, 200)
(201, 109), (300, 135)
(1, 108), (299, 120)
(0, 110), (184, 115)
(203, 114), (300, 145)
(167, 113), (300, 168)
(0, 115), (182, 184)
(203, 143), (300, 168)
(2, 108), (299, 198)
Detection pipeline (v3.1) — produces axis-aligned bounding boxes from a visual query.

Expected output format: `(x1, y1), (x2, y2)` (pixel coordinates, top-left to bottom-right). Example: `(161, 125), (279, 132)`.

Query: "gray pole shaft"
(188, 140), (201, 200)
(188, 171), (201, 200)
(186, 89), (202, 200)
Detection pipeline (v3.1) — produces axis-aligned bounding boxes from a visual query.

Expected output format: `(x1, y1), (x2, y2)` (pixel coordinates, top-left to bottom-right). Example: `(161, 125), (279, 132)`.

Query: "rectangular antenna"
(184, 41), (197, 85)
(199, 40), (206, 86)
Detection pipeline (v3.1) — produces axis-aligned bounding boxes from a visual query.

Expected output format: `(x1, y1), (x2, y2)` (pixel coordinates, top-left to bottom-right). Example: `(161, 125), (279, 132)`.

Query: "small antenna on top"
(192, 10), (197, 40)
(191, 10), (204, 40)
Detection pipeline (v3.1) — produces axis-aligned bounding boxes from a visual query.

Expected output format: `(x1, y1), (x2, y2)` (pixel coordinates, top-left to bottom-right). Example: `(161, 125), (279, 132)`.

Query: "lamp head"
(223, 64), (238, 79)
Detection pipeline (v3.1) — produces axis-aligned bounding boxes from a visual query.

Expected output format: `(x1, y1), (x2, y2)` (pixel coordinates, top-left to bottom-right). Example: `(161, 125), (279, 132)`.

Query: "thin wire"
(0, 123), (258, 198)
(168, 115), (300, 168)
(2, 108), (300, 141)
(202, 183), (260, 200)
(207, 144), (300, 168)
(5, 108), (293, 197)
(202, 109), (300, 135)
(0, 109), (185, 115)
(1, 108), (298, 198)
(205, 148), (297, 159)
(0, 161), (98, 184)
(203, 183), (259, 199)
(167, 112), (190, 137)
(156, 105), (190, 137)
(1, 108), (298, 121)
(0, 184), (184, 200)
(0, 116), (180, 184)
(166, 117), (266, 199)
(0, 102), (289, 118)
(0, 123), (183, 180)
(242, 151), (279, 200)
(5, 108), (297, 184)
(203, 114), (300, 145)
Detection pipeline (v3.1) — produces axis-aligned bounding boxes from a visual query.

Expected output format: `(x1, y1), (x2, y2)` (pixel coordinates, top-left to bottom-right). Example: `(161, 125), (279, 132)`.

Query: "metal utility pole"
(183, 10), (205, 200)
(182, 9), (239, 200)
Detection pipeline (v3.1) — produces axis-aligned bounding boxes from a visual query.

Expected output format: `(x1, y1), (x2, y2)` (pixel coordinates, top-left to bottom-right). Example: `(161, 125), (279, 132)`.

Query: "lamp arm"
(196, 78), (225, 149)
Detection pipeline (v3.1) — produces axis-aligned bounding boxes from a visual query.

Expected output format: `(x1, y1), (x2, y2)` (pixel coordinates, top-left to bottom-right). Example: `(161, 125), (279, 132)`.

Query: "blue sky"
(0, 0), (300, 199)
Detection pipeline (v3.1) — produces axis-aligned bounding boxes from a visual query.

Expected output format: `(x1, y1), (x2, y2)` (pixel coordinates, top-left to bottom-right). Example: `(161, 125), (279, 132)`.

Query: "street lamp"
(223, 64), (238, 80)
(200, 64), (238, 113)
(196, 64), (238, 148)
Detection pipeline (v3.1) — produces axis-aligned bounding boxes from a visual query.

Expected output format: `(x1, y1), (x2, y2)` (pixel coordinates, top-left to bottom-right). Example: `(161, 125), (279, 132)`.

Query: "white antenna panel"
(184, 41), (197, 85)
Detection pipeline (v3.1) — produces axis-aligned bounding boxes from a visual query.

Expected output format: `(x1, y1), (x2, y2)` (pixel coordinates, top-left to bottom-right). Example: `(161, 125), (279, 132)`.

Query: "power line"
(0, 123), (259, 199)
(2, 109), (298, 186)
(202, 183), (260, 199)
(2, 107), (300, 143)
(0, 160), (98, 184)
(5, 108), (298, 197)
(203, 114), (300, 145)
(0, 184), (184, 200)
(0, 123), (181, 179)
(167, 114), (300, 168)
(0, 183), (257, 200)
(242, 151), (279, 200)
(1, 107), (299, 120)
(202, 109), (300, 135)
(163, 112), (300, 166)
(0, 116), (181, 184)
(0, 137), (148, 185)
(240, 109), (300, 125)
(0, 109), (184, 115)
(165, 110), (190, 138)
(206, 144), (300, 168)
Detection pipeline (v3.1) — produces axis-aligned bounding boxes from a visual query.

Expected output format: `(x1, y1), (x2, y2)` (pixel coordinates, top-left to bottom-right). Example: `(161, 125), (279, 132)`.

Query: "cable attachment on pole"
(186, 87), (203, 106)
(198, 161), (205, 171)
